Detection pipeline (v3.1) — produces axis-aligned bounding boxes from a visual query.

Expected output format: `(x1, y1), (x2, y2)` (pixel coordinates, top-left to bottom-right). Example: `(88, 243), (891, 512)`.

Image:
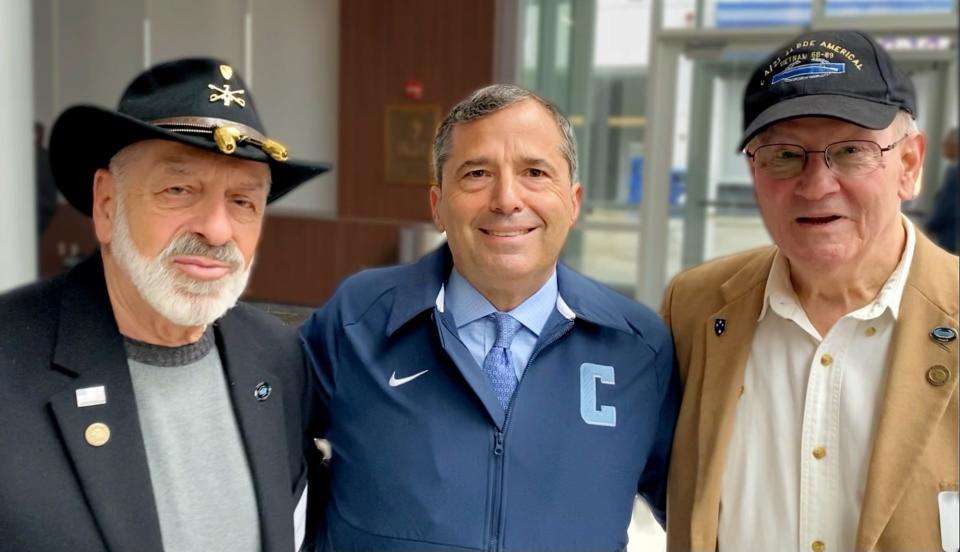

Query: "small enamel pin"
(930, 326), (957, 343)
(75, 386), (106, 408)
(714, 319), (726, 337)
(254, 382), (272, 401)
(85, 422), (111, 447)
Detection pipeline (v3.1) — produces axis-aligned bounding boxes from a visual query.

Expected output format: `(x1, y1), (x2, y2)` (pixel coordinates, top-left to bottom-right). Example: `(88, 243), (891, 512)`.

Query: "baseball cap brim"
(738, 94), (900, 151)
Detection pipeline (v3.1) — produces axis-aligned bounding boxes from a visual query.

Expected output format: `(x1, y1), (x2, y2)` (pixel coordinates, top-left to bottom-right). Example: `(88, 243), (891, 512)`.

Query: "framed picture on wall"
(385, 105), (441, 185)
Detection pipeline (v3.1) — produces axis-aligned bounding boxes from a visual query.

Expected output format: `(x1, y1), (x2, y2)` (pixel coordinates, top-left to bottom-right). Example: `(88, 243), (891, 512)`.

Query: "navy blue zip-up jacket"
(301, 246), (680, 552)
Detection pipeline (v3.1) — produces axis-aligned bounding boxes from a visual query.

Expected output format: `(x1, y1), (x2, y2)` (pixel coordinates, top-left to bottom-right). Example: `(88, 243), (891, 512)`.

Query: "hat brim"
(738, 94), (900, 151)
(50, 104), (331, 216)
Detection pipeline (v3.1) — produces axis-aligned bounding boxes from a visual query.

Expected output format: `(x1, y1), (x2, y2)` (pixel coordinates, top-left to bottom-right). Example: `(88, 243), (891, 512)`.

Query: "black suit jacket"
(0, 254), (310, 552)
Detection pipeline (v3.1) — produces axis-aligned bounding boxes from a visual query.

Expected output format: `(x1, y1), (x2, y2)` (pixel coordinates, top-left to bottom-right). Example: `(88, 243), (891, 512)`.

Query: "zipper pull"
(494, 431), (504, 456)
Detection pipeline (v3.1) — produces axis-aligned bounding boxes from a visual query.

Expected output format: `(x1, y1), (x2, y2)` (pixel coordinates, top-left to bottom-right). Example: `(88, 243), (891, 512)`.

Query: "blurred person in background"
(663, 30), (957, 552)
(926, 127), (958, 253)
(301, 84), (680, 552)
(0, 58), (329, 552)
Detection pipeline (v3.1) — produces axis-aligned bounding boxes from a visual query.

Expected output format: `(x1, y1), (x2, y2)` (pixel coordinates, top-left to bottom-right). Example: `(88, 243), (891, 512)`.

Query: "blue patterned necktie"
(483, 312), (522, 411)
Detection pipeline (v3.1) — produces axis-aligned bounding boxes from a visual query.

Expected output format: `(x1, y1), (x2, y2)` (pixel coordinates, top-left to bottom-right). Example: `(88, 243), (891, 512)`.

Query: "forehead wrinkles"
(147, 153), (270, 190)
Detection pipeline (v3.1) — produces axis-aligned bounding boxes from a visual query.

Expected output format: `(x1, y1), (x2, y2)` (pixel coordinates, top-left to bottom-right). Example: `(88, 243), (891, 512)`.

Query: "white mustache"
(160, 233), (244, 271)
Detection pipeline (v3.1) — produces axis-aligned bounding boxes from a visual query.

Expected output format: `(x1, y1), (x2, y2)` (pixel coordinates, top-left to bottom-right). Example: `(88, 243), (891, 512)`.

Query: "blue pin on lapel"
(930, 326), (957, 343)
(714, 319), (726, 336)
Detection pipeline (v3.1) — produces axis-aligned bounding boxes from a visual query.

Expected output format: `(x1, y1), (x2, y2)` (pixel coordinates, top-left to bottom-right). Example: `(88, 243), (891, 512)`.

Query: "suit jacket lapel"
(49, 255), (164, 552)
(691, 249), (774, 549)
(216, 313), (295, 552)
(856, 235), (959, 550)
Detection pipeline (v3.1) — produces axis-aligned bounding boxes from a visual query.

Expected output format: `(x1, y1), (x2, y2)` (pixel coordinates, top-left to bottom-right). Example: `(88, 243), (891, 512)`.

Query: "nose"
(794, 152), (841, 201)
(188, 196), (234, 247)
(490, 174), (523, 214)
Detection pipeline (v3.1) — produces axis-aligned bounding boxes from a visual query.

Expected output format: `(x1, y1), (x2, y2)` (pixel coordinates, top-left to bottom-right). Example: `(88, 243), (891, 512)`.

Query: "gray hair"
(108, 141), (154, 189)
(891, 110), (919, 136)
(432, 84), (578, 185)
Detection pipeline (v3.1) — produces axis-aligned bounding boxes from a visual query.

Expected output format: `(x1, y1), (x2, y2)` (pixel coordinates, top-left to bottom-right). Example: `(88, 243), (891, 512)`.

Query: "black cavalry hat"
(740, 30), (917, 150)
(50, 57), (331, 216)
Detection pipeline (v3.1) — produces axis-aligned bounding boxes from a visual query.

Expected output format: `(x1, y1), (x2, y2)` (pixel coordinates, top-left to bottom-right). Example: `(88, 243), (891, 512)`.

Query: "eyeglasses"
(745, 134), (911, 179)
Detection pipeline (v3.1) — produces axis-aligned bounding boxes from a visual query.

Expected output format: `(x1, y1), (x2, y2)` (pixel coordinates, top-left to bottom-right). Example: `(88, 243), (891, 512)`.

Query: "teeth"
(487, 230), (527, 237)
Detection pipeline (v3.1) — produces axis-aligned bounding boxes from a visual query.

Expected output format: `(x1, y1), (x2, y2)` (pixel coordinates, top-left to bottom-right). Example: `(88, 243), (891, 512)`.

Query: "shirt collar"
(759, 214), (917, 323)
(444, 268), (559, 337)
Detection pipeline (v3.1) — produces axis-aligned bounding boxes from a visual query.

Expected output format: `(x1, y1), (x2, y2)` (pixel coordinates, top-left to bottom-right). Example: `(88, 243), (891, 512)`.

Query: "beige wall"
(32, 0), (339, 214)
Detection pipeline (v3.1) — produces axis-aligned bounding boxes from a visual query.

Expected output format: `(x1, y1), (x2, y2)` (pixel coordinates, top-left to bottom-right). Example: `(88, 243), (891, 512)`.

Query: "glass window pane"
(711, 0), (812, 28)
(825, 0), (954, 15)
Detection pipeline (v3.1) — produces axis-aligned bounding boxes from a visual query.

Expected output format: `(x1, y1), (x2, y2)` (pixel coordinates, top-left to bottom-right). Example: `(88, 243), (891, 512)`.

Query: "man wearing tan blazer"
(663, 30), (958, 552)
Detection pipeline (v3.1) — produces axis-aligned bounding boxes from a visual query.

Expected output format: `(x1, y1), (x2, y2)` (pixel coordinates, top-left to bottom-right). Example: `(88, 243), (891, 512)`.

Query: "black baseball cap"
(739, 30), (917, 151)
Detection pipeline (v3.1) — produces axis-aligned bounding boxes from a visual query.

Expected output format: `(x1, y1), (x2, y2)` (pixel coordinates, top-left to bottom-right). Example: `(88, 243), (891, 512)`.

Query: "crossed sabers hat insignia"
(208, 83), (246, 107)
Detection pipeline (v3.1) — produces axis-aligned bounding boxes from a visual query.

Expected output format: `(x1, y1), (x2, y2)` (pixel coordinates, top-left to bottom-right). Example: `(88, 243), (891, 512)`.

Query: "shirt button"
(812, 540), (826, 552)
(865, 326), (877, 337)
(812, 446), (826, 459)
(820, 354), (833, 366)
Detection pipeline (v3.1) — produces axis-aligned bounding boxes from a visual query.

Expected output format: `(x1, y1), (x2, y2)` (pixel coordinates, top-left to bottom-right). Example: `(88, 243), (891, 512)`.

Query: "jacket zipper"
(487, 319), (575, 552)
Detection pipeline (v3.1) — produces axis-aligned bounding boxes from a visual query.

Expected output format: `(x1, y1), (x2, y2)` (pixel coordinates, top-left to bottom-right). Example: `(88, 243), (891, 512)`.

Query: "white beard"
(110, 196), (252, 327)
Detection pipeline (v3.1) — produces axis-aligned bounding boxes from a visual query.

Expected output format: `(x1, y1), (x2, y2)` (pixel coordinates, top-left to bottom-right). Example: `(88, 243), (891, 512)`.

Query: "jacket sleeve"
(298, 297), (341, 548)
(636, 328), (681, 529)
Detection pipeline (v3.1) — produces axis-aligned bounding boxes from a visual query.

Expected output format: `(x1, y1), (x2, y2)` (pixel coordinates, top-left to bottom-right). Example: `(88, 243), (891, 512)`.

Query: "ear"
(92, 168), (117, 245)
(897, 132), (926, 200)
(429, 185), (444, 232)
(569, 182), (583, 225)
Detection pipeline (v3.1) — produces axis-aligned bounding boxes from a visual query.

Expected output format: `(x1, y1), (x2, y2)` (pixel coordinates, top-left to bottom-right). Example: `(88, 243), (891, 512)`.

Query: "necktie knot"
(491, 312), (522, 349)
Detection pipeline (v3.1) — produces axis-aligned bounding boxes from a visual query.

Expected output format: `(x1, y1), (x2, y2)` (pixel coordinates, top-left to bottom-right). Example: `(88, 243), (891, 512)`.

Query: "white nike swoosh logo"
(388, 369), (429, 387)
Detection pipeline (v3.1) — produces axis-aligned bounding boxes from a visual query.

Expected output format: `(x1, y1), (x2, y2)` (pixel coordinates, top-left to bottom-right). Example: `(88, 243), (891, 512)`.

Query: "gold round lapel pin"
(85, 422), (111, 447)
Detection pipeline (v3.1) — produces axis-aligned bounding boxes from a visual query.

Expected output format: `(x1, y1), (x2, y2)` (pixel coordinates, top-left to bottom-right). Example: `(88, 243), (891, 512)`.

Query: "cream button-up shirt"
(718, 217), (916, 552)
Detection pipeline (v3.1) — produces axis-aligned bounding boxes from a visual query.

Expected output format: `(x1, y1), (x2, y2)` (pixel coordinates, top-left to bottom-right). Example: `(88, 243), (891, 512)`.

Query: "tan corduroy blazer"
(661, 231), (958, 552)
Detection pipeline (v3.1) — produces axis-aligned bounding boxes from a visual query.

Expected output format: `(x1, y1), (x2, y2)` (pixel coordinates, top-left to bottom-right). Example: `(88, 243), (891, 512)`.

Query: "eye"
(465, 169), (488, 178)
(233, 198), (254, 209)
(773, 148), (803, 161)
(526, 168), (547, 178)
(165, 185), (189, 196)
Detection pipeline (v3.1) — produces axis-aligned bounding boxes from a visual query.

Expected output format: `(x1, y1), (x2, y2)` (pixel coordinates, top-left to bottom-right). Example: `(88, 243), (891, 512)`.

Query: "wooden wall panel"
(337, 0), (496, 221)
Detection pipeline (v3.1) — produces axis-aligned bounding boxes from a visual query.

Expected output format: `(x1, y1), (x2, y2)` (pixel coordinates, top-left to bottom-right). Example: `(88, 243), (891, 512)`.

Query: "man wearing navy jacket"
(301, 84), (680, 551)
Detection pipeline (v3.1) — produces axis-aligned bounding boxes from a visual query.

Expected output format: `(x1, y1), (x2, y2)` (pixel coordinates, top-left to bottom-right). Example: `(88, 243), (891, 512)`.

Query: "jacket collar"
(855, 230), (958, 550)
(49, 253), (166, 552)
(385, 245), (634, 336)
(49, 253), (296, 552)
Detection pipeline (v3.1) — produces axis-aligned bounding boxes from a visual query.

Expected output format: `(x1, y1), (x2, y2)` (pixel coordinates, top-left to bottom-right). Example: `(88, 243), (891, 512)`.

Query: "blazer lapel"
(690, 249), (773, 549)
(216, 313), (296, 552)
(856, 236), (959, 550)
(48, 256), (164, 552)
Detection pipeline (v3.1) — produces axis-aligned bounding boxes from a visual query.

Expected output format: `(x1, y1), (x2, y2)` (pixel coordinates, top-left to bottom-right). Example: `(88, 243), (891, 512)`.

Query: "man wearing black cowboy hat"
(662, 30), (958, 551)
(0, 58), (329, 552)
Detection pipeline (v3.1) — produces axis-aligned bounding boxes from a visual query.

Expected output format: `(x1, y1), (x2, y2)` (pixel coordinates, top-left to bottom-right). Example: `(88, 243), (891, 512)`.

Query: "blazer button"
(254, 382), (272, 401)
(926, 365), (950, 387)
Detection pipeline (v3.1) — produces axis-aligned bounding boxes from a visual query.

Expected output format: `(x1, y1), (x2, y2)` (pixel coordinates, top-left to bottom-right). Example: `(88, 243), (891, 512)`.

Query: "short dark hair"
(432, 84), (578, 185)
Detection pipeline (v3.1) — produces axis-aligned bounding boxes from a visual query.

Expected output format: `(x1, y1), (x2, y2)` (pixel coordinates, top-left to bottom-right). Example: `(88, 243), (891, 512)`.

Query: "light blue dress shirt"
(445, 268), (558, 381)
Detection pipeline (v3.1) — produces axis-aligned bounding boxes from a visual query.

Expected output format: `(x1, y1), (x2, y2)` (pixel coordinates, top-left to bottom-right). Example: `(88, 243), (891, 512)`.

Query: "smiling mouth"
(797, 215), (843, 225)
(480, 228), (536, 237)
